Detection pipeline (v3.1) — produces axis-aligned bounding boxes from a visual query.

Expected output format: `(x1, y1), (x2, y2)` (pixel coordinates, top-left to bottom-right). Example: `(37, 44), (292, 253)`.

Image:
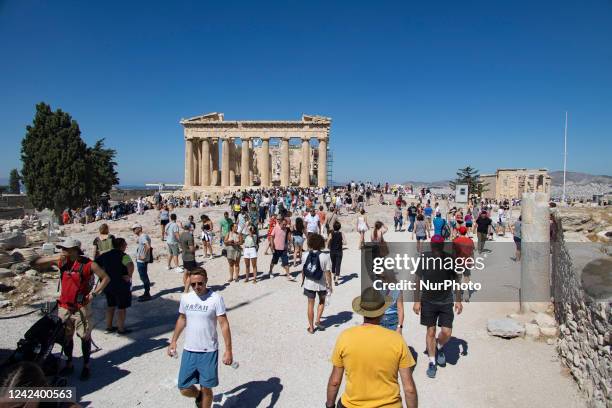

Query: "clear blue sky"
(1, 0), (611, 184)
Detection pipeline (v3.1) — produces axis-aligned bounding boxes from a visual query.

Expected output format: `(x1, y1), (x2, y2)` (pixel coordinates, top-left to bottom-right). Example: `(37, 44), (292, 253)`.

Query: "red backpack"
(57, 257), (94, 311)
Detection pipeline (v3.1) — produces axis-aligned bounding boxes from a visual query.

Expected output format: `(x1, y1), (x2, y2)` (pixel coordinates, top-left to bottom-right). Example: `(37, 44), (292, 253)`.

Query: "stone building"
(180, 112), (330, 190)
(481, 168), (551, 200)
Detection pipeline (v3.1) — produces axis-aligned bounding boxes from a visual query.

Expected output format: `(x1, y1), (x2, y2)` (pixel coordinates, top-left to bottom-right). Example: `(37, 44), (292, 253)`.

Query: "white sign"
(455, 184), (468, 203)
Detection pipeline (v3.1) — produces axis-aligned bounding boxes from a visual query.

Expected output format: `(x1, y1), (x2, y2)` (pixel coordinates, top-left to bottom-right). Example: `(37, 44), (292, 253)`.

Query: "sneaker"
(426, 362), (437, 378)
(79, 366), (91, 381)
(437, 349), (446, 367)
(104, 326), (118, 334)
(137, 293), (152, 302)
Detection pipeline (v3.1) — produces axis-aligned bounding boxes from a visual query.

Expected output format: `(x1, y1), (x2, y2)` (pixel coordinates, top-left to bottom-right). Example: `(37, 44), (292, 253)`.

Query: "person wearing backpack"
(92, 223), (114, 259)
(301, 233), (332, 334)
(32, 237), (110, 381)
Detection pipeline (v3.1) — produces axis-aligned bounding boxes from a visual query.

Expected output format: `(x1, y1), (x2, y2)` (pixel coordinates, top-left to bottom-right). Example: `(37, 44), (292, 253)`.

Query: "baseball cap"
(431, 234), (445, 243)
(458, 226), (468, 235)
(131, 223), (142, 230)
(56, 238), (82, 250)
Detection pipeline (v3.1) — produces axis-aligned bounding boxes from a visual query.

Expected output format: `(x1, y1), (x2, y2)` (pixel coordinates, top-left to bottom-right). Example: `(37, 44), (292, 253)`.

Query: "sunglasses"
(190, 281), (205, 288)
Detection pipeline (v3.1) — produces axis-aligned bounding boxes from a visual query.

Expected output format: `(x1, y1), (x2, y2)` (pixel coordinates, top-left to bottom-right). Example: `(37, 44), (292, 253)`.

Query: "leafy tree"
(449, 166), (487, 198)
(86, 139), (119, 199)
(9, 169), (21, 194)
(21, 103), (120, 213)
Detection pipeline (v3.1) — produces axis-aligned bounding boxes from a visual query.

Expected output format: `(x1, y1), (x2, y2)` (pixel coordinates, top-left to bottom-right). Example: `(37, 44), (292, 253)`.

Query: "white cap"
(131, 223), (143, 230)
(56, 238), (82, 249)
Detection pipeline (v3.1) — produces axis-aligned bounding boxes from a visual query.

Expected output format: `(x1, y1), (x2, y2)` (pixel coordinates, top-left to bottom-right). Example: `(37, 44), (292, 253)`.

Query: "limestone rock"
(0, 250), (12, 268)
(0, 231), (27, 250)
(24, 269), (38, 278)
(10, 262), (31, 275)
(0, 268), (15, 278)
(540, 327), (559, 337)
(10, 248), (40, 263)
(487, 318), (525, 338)
(525, 323), (541, 339)
(0, 300), (11, 308)
(534, 312), (557, 328)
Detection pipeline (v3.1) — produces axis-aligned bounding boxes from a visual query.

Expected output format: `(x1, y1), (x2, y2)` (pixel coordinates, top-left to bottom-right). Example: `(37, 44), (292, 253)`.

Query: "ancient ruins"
(481, 168), (552, 200)
(180, 113), (331, 190)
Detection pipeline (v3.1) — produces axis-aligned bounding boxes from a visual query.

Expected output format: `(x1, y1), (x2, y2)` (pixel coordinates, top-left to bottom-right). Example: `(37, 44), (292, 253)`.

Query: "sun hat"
(458, 226), (468, 235)
(431, 234), (444, 243)
(131, 223), (142, 230)
(56, 238), (82, 250)
(352, 287), (392, 318)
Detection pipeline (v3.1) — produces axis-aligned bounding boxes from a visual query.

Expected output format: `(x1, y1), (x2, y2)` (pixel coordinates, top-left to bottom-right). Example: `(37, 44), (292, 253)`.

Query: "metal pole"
(562, 111), (568, 203)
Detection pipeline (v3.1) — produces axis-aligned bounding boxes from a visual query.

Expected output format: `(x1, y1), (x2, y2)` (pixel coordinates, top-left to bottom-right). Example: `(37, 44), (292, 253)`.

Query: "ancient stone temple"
(481, 168), (552, 200)
(180, 113), (331, 190)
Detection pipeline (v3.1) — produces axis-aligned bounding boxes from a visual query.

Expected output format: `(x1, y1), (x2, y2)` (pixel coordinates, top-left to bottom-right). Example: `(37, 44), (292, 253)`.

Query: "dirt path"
(0, 201), (585, 407)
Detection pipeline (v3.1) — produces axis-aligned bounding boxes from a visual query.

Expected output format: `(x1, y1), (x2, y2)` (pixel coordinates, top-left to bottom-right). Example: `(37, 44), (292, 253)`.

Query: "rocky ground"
(0, 198), (603, 407)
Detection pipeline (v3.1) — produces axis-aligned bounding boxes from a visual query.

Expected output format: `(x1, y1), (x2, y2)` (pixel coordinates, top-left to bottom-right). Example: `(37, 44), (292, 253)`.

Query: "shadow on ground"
(213, 377), (283, 408)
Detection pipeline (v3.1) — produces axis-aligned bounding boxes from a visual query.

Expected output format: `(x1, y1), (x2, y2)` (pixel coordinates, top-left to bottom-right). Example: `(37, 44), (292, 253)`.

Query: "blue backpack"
(303, 251), (324, 280)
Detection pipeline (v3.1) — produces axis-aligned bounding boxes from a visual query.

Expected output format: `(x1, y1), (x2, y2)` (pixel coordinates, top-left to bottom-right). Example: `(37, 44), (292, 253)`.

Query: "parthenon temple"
(180, 113), (331, 190)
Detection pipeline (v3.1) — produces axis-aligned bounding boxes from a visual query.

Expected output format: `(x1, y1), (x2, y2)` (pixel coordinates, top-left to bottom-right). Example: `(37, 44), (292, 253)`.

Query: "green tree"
(86, 139), (119, 199)
(9, 169), (21, 194)
(449, 166), (487, 198)
(21, 102), (89, 213)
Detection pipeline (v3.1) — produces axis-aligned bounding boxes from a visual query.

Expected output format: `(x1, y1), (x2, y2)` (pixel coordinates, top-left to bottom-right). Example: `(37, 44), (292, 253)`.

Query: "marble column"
(229, 139), (236, 186)
(300, 138), (310, 187)
(520, 192), (551, 313)
(200, 138), (210, 186)
(211, 138), (219, 186)
(221, 138), (230, 187)
(192, 140), (200, 186)
(280, 138), (290, 187)
(260, 138), (270, 187)
(184, 138), (193, 187)
(317, 138), (328, 187)
(241, 138), (250, 186)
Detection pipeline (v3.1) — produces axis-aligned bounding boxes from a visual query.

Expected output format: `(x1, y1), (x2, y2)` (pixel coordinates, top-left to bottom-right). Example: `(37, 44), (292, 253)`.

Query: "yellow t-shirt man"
(331, 324), (416, 408)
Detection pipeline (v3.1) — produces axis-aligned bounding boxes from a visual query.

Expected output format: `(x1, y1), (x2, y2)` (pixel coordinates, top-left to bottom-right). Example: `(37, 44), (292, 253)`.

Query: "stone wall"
(551, 214), (611, 408)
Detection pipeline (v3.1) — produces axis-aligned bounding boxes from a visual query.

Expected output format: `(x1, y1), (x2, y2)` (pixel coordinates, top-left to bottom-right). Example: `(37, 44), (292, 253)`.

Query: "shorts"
(420, 301), (454, 329)
(201, 231), (212, 242)
(303, 288), (327, 299)
(514, 237), (521, 250)
(58, 304), (93, 339)
(183, 259), (197, 270)
(167, 243), (180, 256)
(465, 222), (473, 228)
(271, 250), (289, 266)
(178, 350), (219, 389)
(104, 284), (132, 309)
(293, 235), (304, 247)
(225, 246), (241, 261)
(380, 313), (399, 330)
(416, 235), (426, 241)
(243, 247), (257, 259)
(161, 219), (169, 226)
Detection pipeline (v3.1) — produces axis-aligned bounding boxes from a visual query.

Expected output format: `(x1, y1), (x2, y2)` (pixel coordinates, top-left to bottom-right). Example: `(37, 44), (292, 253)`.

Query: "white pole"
(562, 111), (568, 203)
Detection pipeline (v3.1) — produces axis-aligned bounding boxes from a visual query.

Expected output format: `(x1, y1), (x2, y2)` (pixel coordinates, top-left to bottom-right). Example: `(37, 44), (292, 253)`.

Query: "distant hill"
(549, 171), (612, 186)
(402, 180), (451, 187)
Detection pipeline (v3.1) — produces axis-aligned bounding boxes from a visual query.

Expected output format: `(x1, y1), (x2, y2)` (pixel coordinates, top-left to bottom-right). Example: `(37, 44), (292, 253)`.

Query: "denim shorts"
(178, 350), (219, 389)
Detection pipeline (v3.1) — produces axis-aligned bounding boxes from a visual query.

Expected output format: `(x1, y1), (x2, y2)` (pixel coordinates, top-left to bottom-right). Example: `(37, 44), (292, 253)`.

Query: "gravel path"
(0, 202), (586, 407)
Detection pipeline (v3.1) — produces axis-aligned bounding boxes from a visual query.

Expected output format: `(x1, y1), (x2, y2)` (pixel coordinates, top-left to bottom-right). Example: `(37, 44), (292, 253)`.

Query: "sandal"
(104, 326), (118, 334)
(315, 322), (325, 331)
(307, 327), (315, 334)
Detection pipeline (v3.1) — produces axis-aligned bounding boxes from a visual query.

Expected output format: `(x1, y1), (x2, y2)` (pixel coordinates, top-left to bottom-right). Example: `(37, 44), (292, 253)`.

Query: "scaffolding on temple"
(327, 147), (334, 187)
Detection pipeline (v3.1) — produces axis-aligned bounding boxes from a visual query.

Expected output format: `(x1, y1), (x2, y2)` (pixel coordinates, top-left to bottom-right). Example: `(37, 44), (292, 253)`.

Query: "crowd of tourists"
(2, 182), (521, 408)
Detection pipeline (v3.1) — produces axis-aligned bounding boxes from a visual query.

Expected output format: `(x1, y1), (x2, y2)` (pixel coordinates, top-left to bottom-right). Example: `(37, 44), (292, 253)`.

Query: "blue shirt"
(424, 207), (433, 217)
(433, 217), (446, 235)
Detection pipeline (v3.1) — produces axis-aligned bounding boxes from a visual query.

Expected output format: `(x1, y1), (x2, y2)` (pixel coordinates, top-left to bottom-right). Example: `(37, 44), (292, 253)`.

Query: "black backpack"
(303, 251), (324, 280)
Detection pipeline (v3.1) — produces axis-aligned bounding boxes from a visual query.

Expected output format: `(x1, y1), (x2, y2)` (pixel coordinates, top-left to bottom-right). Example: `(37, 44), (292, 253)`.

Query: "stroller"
(1, 302), (67, 386)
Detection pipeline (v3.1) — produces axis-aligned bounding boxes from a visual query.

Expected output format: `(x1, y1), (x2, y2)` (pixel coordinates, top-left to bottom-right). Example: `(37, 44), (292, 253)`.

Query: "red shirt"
(453, 236), (475, 260)
(58, 257), (94, 311)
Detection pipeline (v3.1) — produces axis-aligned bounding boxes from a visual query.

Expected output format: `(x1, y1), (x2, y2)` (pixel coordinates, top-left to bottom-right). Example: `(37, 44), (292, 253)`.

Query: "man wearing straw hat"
(325, 287), (418, 408)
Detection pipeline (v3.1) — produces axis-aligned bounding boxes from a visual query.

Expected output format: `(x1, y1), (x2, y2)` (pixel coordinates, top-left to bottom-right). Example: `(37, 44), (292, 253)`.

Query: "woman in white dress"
(356, 209), (369, 249)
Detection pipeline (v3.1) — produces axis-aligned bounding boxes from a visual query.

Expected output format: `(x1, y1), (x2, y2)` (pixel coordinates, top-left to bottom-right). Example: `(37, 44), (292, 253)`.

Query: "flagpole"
(562, 111), (568, 203)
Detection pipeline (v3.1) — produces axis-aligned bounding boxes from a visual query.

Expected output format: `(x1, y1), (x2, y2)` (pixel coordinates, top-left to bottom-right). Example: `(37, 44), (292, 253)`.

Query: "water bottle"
(231, 361), (239, 369)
